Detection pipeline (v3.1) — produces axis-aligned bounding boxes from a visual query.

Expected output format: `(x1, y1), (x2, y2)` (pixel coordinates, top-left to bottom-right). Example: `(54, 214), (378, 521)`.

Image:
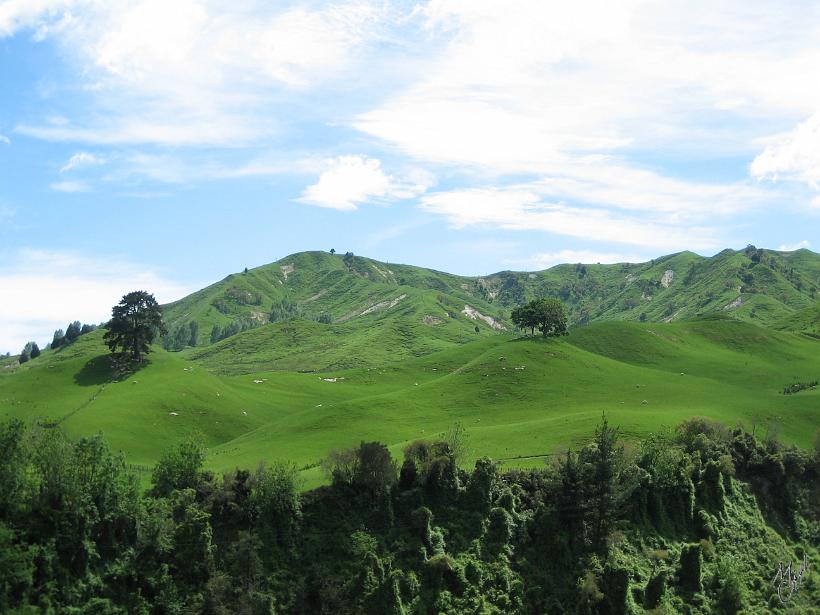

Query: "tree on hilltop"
(511, 303), (538, 336)
(103, 291), (166, 362)
(512, 297), (568, 337)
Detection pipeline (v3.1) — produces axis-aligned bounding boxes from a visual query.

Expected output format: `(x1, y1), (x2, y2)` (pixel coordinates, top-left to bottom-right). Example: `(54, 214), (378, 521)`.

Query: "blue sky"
(1, 0), (819, 353)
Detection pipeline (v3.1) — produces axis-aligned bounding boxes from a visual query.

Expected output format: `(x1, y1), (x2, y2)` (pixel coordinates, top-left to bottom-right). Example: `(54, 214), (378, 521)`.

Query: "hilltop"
(162, 247), (820, 358)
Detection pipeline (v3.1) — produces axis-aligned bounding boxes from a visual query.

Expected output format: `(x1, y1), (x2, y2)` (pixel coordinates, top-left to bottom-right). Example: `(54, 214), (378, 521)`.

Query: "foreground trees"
(103, 291), (166, 362)
(0, 416), (817, 613)
(512, 297), (569, 336)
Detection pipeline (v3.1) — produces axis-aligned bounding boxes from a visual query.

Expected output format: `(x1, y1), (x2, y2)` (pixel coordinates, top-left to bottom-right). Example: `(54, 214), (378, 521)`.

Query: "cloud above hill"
(0, 249), (192, 354)
(1, 0), (819, 255)
(298, 156), (435, 210)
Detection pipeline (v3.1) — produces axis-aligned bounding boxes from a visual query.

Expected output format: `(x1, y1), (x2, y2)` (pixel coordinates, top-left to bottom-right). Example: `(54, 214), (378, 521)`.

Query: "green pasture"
(2, 315), (817, 489)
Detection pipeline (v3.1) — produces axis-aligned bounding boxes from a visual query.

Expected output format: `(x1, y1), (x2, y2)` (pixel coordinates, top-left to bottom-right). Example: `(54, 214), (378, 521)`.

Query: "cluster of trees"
(52, 321), (97, 350)
(1, 415), (816, 613)
(18, 321), (99, 364)
(16, 341), (40, 364)
(511, 297), (569, 337)
(209, 319), (260, 344)
(269, 298), (300, 323)
(269, 298), (331, 326)
(163, 321), (200, 351)
(783, 379), (818, 395)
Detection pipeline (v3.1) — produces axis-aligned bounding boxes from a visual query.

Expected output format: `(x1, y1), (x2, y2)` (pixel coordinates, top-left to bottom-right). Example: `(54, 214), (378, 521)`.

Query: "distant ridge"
(162, 247), (820, 346)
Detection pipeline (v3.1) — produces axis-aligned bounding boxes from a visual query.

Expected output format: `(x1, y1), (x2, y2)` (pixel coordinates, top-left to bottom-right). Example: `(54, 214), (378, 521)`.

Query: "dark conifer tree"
(188, 321), (199, 347)
(103, 291), (166, 362)
(65, 320), (82, 342)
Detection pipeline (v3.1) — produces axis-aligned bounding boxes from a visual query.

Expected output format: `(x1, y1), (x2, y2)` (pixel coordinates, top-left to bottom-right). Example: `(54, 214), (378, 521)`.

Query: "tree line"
(17, 321), (98, 364)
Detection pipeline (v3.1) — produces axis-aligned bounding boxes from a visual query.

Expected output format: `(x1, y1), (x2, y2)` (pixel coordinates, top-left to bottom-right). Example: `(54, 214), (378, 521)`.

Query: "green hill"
(2, 246), (818, 487)
(161, 247), (820, 361)
(162, 250), (506, 350)
(772, 300), (820, 337)
(2, 317), (818, 489)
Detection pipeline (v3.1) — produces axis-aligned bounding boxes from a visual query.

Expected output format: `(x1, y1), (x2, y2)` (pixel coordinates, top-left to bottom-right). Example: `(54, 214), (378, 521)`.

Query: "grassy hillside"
(3, 318), (818, 489)
(162, 250), (505, 346)
(772, 300), (820, 337)
(479, 246), (820, 326)
(160, 247), (820, 361)
(186, 291), (502, 374)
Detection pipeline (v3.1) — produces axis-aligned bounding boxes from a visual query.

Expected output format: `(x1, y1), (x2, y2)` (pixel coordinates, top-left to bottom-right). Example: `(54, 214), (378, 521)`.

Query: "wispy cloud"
(0, 248), (193, 353)
(60, 151), (105, 173)
(419, 185), (721, 250)
(50, 180), (91, 192)
(5, 0), (394, 146)
(509, 249), (650, 270)
(2, 0), (819, 258)
(0, 133), (10, 145)
(355, 0), (820, 236)
(777, 240), (811, 252)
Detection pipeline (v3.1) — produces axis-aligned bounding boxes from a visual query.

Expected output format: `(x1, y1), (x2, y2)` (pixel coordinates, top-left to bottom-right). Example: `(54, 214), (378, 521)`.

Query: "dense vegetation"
(0, 417), (817, 613)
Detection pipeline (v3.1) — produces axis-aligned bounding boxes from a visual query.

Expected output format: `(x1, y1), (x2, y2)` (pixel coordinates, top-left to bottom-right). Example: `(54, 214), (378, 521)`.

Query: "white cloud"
(353, 0), (820, 235)
(60, 151), (105, 172)
(0, 134), (10, 145)
(419, 186), (720, 250)
(0, 248), (193, 354)
(0, 0), (76, 38)
(512, 250), (650, 270)
(359, 1), (820, 168)
(50, 180), (91, 192)
(777, 240), (811, 252)
(5, 0), (391, 146)
(751, 111), (820, 189)
(298, 155), (434, 210)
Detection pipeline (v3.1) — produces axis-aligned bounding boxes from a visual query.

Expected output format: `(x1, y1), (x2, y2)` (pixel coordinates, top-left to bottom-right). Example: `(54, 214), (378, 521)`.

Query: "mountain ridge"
(162, 246), (820, 350)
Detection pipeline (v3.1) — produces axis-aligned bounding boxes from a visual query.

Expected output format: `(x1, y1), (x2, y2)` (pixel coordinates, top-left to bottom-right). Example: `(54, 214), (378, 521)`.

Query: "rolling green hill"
(162, 250), (507, 352)
(2, 316), (817, 489)
(772, 300), (820, 337)
(162, 247), (820, 359)
(1, 246), (818, 488)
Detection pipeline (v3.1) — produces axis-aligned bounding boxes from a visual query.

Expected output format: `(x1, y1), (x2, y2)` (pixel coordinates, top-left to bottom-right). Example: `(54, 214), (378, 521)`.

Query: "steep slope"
(160, 247), (820, 358)
(772, 300), (820, 337)
(479, 246), (820, 326)
(161, 250), (506, 348)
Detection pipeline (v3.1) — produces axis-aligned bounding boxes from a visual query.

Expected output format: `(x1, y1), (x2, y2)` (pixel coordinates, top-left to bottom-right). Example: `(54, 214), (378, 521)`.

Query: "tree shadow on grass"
(73, 354), (114, 386)
(74, 353), (154, 385)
